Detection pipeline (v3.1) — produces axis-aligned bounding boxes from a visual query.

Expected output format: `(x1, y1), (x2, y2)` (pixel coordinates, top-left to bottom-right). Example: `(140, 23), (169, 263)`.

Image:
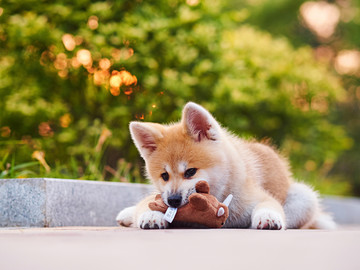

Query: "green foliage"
(0, 0), (352, 194)
(233, 0), (360, 195)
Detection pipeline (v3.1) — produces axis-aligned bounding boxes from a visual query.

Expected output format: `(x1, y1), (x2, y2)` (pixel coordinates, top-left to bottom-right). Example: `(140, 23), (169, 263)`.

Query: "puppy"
(116, 102), (336, 230)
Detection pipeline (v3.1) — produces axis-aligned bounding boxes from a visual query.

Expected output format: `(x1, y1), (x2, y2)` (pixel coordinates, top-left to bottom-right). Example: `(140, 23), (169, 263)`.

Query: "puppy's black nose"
(167, 194), (182, 208)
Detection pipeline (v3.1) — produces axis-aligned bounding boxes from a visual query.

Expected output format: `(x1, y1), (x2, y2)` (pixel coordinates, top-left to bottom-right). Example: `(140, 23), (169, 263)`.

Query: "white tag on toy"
(164, 207), (178, 223)
(223, 194), (233, 207)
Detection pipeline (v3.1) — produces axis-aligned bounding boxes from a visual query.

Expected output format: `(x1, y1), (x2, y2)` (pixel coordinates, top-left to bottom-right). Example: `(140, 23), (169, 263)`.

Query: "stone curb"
(0, 178), (153, 227)
(1, 178), (359, 227)
(322, 196), (360, 225)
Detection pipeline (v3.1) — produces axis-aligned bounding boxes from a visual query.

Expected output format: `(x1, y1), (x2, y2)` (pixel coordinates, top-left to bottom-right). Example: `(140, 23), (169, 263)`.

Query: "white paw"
(116, 206), (135, 227)
(251, 208), (285, 230)
(138, 211), (169, 229)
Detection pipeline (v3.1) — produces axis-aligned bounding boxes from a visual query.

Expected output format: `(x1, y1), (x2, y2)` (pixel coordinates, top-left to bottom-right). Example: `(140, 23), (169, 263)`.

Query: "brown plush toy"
(148, 181), (232, 228)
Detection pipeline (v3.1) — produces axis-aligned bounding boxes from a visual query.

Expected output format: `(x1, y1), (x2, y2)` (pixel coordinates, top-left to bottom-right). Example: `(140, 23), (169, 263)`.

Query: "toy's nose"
(167, 194), (182, 208)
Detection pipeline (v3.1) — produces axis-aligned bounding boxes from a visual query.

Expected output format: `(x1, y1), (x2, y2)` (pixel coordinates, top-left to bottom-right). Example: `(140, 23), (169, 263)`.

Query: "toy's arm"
(189, 194), (208, 211)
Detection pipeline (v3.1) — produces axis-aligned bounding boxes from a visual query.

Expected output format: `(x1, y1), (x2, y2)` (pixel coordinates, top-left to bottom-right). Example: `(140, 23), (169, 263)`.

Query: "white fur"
(137, 210), (168, 229)
(310, 211), (337, 230)
(199, 166), (229, 200)
(116, 206), (135, 227)
(251, 208), (285, 230)
(177, 161), (187, 174)
(164, 164), (172, 175)
(283, 182), (318, 229)
(283, 182), (337, 229)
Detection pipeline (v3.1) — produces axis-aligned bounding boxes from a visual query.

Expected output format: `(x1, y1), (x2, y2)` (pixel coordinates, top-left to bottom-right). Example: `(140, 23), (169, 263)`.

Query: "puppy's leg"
(116, 206), (136, 226)
(136, 195), (169, 229)
(116, 195), (169, 229)
(137, 210), (168, 229)
(251, 194), (286, 230)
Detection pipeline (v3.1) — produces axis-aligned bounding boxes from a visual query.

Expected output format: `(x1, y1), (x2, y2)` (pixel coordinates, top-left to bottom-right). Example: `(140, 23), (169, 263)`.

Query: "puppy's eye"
(184, 168), (197, 179)
(161, 172), (169, 181)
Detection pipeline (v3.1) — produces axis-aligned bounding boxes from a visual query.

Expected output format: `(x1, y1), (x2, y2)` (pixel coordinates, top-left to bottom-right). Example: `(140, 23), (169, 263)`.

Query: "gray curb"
(0, 178), (153, 227)
(322, 196), (360, 225)
(1, 178), (359, 227)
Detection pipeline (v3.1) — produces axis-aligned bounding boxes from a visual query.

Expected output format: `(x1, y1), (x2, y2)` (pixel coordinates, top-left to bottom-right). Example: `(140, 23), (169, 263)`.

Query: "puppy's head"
(130, 102), (226, 207)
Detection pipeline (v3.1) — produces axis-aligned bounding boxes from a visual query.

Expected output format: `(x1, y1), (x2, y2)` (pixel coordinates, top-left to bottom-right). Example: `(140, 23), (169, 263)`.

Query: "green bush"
(0, 0), (351, 194)
(232, 0), (360, 195)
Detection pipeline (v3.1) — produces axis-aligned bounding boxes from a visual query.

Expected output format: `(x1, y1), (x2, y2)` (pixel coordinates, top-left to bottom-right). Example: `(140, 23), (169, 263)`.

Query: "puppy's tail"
(284, 182), (337, 229)
(305, 210), (337, 230)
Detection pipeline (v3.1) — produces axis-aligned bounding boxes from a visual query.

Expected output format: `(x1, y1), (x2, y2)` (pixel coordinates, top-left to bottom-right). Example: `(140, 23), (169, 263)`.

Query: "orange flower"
(88, 16), (99, 30)
(99, 58), (111, 70)
(38, 122), (54, 137)
(77, 49), (92, 66)
(62, 34), (76, 51)
(59, 114), (72, 128)
(0, 126), (11, 137)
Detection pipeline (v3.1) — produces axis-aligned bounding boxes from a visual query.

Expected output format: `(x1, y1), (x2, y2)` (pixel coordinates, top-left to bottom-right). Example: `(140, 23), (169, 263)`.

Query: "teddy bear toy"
(148, 180), (233, 228)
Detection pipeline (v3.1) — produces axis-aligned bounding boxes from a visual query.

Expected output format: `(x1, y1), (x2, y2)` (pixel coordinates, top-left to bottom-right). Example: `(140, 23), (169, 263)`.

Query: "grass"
(0, 130), (144, 183)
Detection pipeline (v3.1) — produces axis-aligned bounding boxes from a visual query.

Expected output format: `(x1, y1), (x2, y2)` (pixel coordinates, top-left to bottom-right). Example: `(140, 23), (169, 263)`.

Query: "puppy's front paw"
(251, 208), (285, 230)
(138, 211), (169, 229)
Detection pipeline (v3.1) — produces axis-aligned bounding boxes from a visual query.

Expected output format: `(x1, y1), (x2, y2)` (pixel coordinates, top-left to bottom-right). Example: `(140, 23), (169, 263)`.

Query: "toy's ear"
(217, 207), (225, 217)
(195, 181), (210, 194)
(182, 102), (221, 142)
(189, 194), (208, 211)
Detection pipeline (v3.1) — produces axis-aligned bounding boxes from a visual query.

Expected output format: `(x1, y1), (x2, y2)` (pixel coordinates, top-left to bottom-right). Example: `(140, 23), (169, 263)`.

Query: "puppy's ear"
(129, 122), (163, 159)
(182, 102), (221, 142)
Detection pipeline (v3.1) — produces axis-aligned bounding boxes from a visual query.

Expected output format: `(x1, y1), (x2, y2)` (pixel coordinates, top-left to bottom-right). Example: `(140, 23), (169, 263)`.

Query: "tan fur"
(246, 142), (291, 204)
(117, 102), (336, 230)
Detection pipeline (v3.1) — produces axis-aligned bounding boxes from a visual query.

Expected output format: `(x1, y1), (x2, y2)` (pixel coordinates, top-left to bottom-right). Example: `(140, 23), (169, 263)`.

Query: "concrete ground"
(0, 226), (359, 270)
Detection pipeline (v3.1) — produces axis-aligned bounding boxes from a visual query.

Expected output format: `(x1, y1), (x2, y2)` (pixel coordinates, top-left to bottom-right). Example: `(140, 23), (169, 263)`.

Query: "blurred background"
(0, 0), (359, 197)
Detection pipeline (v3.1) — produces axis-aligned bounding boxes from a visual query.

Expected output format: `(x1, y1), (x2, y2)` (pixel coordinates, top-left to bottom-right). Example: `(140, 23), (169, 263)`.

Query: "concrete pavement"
(0, 226), (359, 270)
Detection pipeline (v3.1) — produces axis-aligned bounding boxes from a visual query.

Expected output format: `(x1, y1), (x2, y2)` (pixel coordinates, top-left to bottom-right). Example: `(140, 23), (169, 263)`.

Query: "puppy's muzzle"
(167, 194), (182, 208)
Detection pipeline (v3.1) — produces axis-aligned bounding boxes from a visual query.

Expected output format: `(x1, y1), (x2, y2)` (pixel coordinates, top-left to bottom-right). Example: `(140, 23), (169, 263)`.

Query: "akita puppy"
(117, 102), (336, 230)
